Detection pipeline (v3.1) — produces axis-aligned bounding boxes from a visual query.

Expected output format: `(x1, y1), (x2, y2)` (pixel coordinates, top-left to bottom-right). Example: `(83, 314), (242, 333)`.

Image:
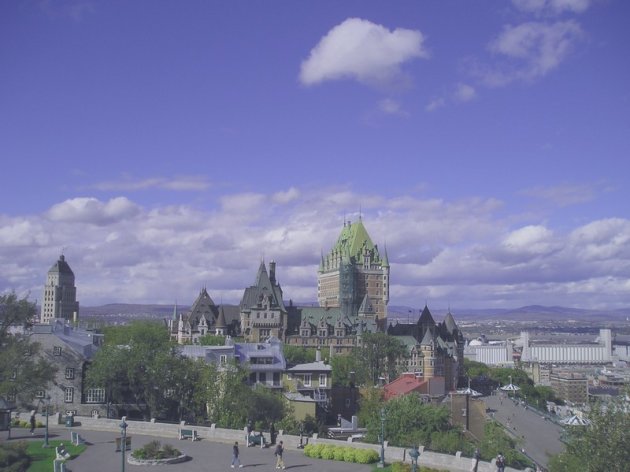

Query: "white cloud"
(46, 197), (140, 226)
(520, 182), (600, 207)
(378, 98), (408, 116)
(92, 176), (211, 192)
(299, 18), (428, 87)
(453, 83), (477, 102)
(2, 189), (630, 310)
(485, 20), (583, 85)
(511, 0), (591, 15)
(425, 98), (445, 112)
(272, 187), (300, 204)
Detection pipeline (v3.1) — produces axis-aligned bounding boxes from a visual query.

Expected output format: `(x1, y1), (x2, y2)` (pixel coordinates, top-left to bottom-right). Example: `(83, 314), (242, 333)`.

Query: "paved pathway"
(3, 427), (372, 472)
(484, 392), (565, 468)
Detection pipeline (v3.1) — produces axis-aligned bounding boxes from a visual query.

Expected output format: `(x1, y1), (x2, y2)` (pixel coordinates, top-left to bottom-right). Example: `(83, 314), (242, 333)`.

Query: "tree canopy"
(0, 292), (56, 406)
(549, 396), (630, 472)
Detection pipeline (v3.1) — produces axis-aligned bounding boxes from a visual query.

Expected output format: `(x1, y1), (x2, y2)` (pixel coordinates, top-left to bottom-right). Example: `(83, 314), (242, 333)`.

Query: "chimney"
(269, 260), (276, 284)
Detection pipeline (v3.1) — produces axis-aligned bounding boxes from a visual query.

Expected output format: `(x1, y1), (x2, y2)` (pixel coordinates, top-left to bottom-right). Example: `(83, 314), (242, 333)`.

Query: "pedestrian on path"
(29, 410), (36, 435)
(495, 452), (505, 472)
(231, 441), (243, 468)
(471, 448), (481, 472)
(274, 441), (285, 469)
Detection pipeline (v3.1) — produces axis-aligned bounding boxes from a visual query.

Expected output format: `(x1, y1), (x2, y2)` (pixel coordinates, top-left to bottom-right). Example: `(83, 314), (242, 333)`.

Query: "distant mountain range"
(79, 303), (630, 322)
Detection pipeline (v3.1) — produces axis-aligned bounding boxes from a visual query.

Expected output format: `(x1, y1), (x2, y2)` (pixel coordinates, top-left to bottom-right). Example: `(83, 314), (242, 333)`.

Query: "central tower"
(318, 218), (389, 323)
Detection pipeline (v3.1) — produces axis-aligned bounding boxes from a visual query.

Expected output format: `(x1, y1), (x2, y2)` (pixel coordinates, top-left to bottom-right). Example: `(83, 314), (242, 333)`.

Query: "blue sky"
(1, 0), (629, 310)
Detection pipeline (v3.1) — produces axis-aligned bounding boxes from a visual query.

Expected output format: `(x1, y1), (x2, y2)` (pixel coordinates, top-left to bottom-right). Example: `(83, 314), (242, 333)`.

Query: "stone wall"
(65, 416), (527, 472)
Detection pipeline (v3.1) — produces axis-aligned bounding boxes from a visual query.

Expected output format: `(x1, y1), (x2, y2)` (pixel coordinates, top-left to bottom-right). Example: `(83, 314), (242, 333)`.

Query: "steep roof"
(331, 219), (379, 262)
(443, 311), (458, 334)
(418, 305), (435, 327)
(420, 327), (434, 346)
(48, 255), (74, 276)
(241, 261), (286, 312)
(215, 305), (227, 328)
(358, 295), (375, 315)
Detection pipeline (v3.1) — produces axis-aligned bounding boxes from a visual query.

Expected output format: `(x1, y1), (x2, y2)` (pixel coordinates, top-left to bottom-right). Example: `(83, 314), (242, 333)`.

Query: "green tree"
(330, 353), (364, 387)
(549, 397), (630, 472)
(360, 392), (459, 451)
(0, 293), (56, 406)
(197, 334), (226, 346)
(86, 321), (187, 420)
(355, 333), (407, 385)
(283, 345), (317, 365)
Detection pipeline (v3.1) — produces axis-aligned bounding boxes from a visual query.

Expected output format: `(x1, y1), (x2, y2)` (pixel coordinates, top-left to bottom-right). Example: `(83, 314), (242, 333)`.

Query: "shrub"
(303, 444), (315, 457)
(342, 446), (356, 462)
(354, 448), (379, 464)
(392, 462), (411, 472)
(311, 443), (325, 458)
(320, 445), (335, 460)
(0, 441), (31, 472)
(131, 440), (181, 460)
(333, 446), (345, 461)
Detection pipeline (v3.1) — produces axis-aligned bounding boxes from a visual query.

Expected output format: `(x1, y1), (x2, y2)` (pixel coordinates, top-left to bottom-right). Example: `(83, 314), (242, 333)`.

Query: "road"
(484, 392), (566, 468)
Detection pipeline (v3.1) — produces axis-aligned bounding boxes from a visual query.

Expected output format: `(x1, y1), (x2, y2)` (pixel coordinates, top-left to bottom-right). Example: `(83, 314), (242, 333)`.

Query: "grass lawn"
(26, 440), (87, 472)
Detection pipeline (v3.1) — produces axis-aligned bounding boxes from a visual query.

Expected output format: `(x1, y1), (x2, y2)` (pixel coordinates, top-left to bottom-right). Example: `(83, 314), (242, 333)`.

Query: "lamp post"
(377, 407), (386, 468)
(43, 395), (50, 448)
(120, 416), (128, 472)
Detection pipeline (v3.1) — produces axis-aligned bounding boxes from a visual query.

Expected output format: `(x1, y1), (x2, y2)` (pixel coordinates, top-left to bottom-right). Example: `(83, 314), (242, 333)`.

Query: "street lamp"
(377, 407), (386, 468)
(120, 416), (128, 472)
(42, 395), (50, 448)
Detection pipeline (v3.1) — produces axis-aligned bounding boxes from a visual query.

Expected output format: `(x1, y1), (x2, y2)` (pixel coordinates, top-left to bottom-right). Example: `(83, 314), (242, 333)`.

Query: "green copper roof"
(330, 219), (380, 261)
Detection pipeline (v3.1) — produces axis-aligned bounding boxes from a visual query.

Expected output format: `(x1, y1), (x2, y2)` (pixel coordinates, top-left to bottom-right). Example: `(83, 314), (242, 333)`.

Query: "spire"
(382, 243), (390, 267)
(215, 305), (227, 329)
(444, 310), (458, 334)
(172, 301), (178, 321)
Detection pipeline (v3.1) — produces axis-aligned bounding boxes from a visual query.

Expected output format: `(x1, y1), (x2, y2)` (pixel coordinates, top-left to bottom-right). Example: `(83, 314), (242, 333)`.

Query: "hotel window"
(319, 374), (327, 387)
(86, 388), (105, 403)
(53, 346), (62, 356)
(65, 368), (75, 379)
(65, 387), (74, 403)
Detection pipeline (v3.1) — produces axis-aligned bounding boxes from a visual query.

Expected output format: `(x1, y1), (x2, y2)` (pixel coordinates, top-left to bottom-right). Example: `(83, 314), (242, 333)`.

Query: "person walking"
(231, 441), (243, 468)
(495, 452), (505, 472)
(269, 421), (276, 445)
(471, 448), (481, 472)
(274, 441), (285, 469)
(29, 410), (36, 435)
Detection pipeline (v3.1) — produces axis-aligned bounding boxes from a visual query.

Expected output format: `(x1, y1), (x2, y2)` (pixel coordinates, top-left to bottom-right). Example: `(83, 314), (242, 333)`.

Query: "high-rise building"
(318, 218), (389, 324)
(41, 254), (79, 323)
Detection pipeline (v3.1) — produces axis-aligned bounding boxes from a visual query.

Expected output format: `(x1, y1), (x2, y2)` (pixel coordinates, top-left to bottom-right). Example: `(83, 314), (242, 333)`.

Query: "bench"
(55, 446), (70, 461)
(70, 431), (86, 446)
(53, 459), (67, 472)
(178, 428), (199, 441)
(115, 436), (132, 452)
(248, 433), (267, 448)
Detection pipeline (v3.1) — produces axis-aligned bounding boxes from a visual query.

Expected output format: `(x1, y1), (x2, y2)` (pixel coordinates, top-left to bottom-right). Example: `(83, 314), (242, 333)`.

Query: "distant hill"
(388, 305), (630, 322)
(79, 302), (630, 323)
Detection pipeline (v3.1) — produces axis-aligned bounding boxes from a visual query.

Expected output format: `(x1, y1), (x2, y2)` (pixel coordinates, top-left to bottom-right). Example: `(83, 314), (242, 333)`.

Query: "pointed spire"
(215, 305), (227, 328)
(444, 310), (458, 334)
(172, 301), (178, 321)
(382, 243), (390, 267)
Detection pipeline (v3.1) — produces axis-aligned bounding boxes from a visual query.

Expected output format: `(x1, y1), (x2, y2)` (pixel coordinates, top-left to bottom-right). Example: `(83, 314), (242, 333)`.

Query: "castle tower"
(318, 218), (389, 323)
(41, 254), (79, 323)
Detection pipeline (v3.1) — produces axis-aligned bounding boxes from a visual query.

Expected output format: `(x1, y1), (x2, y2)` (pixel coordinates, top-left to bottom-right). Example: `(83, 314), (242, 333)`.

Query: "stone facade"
(318, 219), (389, 323)
(169, 288), (240, 344)
(239, 261), (287, 343)
(26, 319), (104, 416)
(41, 254), (79, 323)
(387, 306), (465, 391)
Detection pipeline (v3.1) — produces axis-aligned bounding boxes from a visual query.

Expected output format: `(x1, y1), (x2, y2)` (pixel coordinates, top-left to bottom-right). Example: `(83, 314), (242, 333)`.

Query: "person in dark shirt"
(231, 441), (243, 468)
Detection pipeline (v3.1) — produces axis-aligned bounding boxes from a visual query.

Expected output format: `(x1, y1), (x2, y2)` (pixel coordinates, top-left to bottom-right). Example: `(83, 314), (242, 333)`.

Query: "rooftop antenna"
(359, 204), (362, 220)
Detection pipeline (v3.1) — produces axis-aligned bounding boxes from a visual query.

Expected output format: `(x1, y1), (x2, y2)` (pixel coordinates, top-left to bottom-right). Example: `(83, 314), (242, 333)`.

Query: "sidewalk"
(3, 426), (372, 472)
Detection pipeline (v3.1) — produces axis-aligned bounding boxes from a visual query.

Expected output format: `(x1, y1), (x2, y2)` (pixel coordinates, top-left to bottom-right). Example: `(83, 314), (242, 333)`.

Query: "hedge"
(303, 444), (379, 464)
